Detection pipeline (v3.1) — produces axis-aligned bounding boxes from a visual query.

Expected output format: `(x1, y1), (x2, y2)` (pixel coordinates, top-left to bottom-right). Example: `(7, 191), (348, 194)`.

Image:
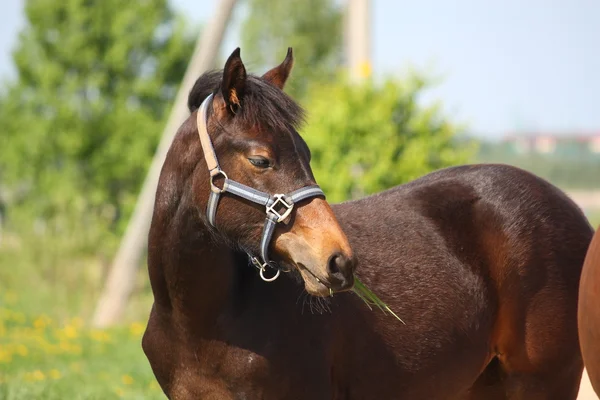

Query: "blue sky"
(1, 0), (598, 138)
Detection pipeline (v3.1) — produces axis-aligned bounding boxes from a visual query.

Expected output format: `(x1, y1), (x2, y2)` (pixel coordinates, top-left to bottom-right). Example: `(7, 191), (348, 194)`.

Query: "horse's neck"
(148, 200), (237, 327)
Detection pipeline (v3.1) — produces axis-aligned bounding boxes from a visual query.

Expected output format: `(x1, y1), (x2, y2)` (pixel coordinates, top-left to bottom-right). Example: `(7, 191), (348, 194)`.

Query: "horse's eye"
(248, 156), (271, 169)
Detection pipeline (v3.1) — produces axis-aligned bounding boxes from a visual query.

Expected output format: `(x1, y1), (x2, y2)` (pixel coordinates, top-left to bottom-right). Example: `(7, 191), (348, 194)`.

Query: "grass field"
(0, 227), (162, 399)
(0, 297), (163, 400)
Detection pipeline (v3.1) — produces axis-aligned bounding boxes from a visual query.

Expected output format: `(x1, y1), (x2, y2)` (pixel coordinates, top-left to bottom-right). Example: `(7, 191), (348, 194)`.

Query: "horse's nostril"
(327, 252), (344, 275)
(325, 252), (355, 292)
(325, 252), (355, 291)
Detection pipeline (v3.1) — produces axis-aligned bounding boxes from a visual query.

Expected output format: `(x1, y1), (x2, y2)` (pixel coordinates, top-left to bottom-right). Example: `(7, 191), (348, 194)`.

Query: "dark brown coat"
(142, 48), (593, 399)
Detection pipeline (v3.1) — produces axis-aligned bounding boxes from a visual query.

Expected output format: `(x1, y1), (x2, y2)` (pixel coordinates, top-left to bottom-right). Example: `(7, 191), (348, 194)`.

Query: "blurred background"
(0, 0), (598, 398)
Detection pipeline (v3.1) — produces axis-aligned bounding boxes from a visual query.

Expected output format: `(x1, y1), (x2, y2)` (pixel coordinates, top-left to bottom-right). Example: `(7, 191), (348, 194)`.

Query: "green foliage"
(240, 0), (343, 99)
(0, 233), (153, 322)
(301, 74), (477, 203)
(0, 0), (195, 251)
(0, 0), (195, 329)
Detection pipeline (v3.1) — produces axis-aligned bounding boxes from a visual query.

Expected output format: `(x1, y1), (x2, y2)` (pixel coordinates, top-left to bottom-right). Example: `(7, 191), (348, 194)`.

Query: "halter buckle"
(267, 194), (294, 223)
(210, 169), (228, 194)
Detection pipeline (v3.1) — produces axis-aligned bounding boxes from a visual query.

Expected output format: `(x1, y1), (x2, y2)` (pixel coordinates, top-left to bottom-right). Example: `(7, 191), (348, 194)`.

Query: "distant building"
(501, 132), (600, 159)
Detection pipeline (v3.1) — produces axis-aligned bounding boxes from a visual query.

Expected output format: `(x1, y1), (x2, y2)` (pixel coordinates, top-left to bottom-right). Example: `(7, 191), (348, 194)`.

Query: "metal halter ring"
(210, 169), (228, 194)
(251, 256), (291, 274)
(251, 257), (281, 282)
(259, 265), (280, 282)
(266, 194), (294, 222)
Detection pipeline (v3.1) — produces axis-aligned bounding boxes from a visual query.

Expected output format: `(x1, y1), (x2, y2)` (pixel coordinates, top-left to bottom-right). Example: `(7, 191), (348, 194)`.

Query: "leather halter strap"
(196, 93), (325, 282)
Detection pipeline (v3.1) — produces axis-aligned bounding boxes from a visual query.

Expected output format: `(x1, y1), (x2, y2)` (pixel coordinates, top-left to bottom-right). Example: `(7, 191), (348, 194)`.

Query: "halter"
(196, 93), (325, 282)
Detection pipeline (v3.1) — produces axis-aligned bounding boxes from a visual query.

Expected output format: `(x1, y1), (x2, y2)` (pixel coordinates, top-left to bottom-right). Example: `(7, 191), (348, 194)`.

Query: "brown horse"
(579, 226), (600, 397)
(142, 47), (594, 399)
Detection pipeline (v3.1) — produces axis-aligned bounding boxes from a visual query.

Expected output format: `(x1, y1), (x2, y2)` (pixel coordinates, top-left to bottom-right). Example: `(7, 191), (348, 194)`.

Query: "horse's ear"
(262, 47), (294, 90)
(220, 47), (247, 114)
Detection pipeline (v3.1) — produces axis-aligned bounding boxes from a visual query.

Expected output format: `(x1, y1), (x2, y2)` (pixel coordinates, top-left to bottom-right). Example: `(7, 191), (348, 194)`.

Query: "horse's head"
(188, 47), (355, 296)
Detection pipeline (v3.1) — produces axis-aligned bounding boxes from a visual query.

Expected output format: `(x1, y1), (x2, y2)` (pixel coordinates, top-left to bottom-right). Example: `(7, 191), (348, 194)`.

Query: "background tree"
(0, 0), (195, 249)
(240, 0), (343, 99)
(0, 0), (196, 320)
(301, 74), (476, 202)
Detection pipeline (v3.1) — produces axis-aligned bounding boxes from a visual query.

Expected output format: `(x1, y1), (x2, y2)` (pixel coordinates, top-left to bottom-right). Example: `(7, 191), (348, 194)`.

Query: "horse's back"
(336, 163), (592, 280)
(335, 163), (592, 300)
(579, 226), (600, 397)
(332, 163), (593, 398)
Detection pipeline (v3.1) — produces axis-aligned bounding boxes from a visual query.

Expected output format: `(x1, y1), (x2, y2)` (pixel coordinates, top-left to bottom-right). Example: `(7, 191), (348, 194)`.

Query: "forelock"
(188, 72), (305, 135)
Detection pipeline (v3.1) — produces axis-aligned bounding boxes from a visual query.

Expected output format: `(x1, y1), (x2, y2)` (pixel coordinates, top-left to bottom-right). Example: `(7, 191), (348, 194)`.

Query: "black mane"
(187, 70), (305, 133)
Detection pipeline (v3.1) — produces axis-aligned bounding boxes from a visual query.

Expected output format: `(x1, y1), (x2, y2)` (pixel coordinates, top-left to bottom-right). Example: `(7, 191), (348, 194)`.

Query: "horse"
(141, 47), (594, 399)
(578, 225), (600, 397)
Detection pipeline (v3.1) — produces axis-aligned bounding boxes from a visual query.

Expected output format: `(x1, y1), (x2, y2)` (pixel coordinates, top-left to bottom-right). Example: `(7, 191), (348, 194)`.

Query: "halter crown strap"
(195, 93), (325, 282)
(196, 94), (220, 173)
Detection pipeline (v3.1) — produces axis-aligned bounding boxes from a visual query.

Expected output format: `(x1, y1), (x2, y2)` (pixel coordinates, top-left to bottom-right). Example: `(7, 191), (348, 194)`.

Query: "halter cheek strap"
(196, 93), (325, 282)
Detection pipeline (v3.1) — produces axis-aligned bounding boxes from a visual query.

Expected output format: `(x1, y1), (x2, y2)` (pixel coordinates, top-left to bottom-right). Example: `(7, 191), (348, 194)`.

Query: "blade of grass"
(351, 283), (374, 311)
(352, 277), (405, 324)
(354, 279), (385, 312)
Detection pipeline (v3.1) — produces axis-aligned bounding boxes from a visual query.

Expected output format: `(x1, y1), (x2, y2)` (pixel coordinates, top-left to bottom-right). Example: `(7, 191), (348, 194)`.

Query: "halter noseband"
(196, 93), (325, 282)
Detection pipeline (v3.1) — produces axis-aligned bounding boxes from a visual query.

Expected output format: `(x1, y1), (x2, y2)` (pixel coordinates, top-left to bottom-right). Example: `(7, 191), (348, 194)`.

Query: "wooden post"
(91, 0), (238, 328)
(345, 0), (371, 83)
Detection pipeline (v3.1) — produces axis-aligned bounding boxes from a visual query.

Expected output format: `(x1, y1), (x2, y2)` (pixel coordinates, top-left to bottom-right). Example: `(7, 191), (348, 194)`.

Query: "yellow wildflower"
(15, 344), (28, 357)
(149, 380), (161, 391)
(0, 348), (12, 363)
(121, 374), (134, 385)
(49, 369), (62, 380)
(115, 387), (125, 397)
(32, 370), (45, 381)
(90, 329), (110, 343)
(129, 322), (145, 337)
(62, 324), (78, 339)
(33, 315), (51, 330)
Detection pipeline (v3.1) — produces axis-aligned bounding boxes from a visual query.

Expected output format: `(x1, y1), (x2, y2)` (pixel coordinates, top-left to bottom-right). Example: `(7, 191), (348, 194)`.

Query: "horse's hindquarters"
(333, 164), (593, 399)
